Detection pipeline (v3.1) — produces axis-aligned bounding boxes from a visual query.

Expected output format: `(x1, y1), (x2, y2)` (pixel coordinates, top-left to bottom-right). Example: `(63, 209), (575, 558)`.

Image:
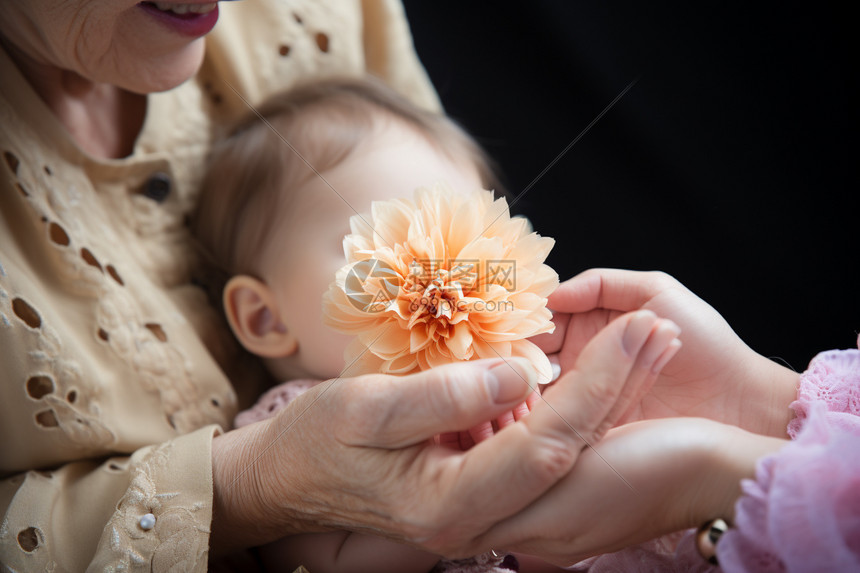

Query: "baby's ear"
(223, 275), (297, 358)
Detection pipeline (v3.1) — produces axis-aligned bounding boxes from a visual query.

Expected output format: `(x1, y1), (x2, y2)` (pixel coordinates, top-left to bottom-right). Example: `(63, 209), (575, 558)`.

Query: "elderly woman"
(0, 1), (679, 570)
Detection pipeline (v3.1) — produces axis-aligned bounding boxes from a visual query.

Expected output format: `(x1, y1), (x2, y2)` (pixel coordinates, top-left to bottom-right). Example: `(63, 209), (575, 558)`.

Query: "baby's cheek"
(307, 327), (353, 378)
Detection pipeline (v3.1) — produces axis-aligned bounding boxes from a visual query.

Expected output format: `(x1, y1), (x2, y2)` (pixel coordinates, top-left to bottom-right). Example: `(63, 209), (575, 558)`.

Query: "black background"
(402, 1), (858, 371)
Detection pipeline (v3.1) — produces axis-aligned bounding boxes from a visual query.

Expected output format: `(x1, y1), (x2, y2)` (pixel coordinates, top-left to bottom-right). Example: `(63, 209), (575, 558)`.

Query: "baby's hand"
(439, 387), (541, 450)
(438, 310), (682, 451)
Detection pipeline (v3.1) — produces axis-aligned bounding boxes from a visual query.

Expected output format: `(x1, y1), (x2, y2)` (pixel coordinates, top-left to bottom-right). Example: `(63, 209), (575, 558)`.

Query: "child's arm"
(260, 530), (441, 573)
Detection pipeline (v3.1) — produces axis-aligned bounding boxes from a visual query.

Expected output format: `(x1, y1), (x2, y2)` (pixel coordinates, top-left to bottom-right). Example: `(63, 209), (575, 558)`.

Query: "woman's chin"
(117, 39), (206, 94)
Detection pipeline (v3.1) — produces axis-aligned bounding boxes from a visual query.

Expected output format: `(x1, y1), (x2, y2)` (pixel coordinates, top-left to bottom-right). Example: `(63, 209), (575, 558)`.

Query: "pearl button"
(139, 513), (156, 530)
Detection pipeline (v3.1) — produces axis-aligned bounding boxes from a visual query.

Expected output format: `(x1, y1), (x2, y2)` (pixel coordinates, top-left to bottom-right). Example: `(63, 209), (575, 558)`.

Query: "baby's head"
(195, 76), (499, 381)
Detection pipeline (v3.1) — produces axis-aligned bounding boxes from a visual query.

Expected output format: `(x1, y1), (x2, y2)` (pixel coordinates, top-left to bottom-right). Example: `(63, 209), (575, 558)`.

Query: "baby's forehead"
(284, 115), (476, 193)
(253, 90), (490, 242)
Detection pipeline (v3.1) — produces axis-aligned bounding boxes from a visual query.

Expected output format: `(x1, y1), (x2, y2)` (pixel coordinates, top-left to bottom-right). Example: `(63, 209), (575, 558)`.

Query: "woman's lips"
(138, 2), (220, 38)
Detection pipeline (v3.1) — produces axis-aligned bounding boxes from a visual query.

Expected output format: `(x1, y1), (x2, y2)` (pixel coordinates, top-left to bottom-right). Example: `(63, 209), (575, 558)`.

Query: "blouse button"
(141, 172), (171, 203)
(139, 513), (156, 530)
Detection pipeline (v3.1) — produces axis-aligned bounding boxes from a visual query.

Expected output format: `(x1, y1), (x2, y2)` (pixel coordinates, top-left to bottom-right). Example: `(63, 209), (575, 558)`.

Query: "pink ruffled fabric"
(570, 340), (860, 572)
(433, 552), (518, 573)
(234, 379), (323, 428)
(717, 401), (860, 572)
(565, 532), (714, 572)
(717, 343), (860, 572)
(786, 346), (860, 438)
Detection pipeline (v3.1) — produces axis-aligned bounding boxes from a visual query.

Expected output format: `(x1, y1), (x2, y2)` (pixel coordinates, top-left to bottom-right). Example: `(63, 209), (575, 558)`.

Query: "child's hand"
(533, 269), (799, 437)
(440, 389), (541, 450)
(439, 309), (681, 451)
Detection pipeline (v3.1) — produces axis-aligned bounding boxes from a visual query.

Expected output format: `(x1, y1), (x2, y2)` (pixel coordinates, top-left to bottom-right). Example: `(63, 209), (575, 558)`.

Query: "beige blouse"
(0, 1), (438, 570)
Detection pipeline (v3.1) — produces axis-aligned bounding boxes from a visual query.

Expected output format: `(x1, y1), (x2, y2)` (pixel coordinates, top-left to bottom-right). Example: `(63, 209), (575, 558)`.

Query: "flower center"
(403, 261), (476, 328)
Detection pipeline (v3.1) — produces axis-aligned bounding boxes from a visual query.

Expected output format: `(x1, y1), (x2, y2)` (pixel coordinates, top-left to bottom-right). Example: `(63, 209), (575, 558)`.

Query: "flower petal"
(446, 322), (474, 361)
(510, 339), (553, 384)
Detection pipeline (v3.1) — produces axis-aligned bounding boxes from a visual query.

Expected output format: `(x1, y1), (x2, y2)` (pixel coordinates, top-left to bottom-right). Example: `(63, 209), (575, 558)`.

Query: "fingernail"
(652, 339), (682, 373)
(622, 310), (656, 355)
(486, 359), (535, 403)
(661, 318), (682, 338)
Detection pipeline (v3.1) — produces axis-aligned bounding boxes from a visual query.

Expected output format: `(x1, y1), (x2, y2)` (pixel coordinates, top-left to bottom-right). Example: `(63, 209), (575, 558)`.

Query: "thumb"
(344, 358), (538, 448)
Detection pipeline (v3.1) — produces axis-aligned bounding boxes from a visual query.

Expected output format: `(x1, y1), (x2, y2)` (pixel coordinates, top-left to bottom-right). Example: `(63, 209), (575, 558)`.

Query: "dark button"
(141, 172), (171, 203)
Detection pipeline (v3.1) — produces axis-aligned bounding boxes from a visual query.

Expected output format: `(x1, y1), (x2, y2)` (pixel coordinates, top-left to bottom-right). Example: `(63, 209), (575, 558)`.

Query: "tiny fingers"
(469, 421), (495, 444)
(438, 431), (460, 448)
(513, 398), (533, 421)
(634, 318), (681, 372)
(620, 310), (663, 357)
(495, 410), (517, 431)
(525, 310), (683, 450)
(602, 316), (681, 428)
(653, 337), (682, 374)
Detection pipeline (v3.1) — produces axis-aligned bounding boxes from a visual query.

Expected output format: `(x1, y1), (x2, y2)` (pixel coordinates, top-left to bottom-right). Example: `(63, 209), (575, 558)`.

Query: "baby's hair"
(193, 75), (501, 280)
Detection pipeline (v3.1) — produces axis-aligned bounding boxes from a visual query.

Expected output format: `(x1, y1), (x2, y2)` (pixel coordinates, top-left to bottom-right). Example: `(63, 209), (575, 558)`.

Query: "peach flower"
(322, 184), (558, 382)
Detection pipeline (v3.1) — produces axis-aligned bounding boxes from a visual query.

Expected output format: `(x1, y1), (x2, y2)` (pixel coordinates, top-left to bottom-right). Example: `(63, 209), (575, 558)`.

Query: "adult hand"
(533, 269), (799, 437)
(210, 310), (680, 557)
(481, 417), (788, 565)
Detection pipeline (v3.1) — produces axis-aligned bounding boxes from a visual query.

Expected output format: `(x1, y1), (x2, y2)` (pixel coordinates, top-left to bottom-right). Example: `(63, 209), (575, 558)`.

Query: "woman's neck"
(5, 42), (146, 160)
